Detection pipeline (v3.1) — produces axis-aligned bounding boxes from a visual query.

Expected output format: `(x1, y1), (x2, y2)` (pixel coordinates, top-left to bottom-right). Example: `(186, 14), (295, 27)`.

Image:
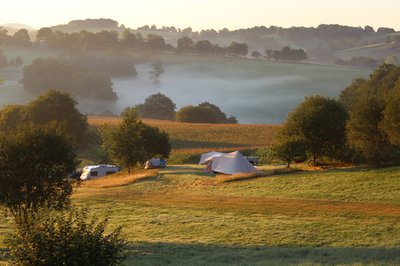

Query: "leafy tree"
(176, 105), (218, 123)
(121, 29), (137, 47)
(36, 27), (53, 42)
(7, 208), (126, 266)
(228, 42), (248, 56)
(177, 102), (237, 124)
(137, 93), (176, 120)
(338, 78), (367, 110)
(380, 81), (400, 146)
(194, 40), (213, 54)
(149, 60), (165, 86)
(145, 34), (166, 50)
(0, 125), (76, 223)
(251, 51), (262, 58)
(12, 29), (30, 45)
(272, 135), (307, 167)
(177, 36), (194, 53)
(23, 58), (117, 100)
(347, 95), (390, 166)
(111, 109), (145, 173)
(26, 90), (88, 146)
(141, 124), (171, 159)
(282, 95), (347, 164)
(0, 104), (27, 133)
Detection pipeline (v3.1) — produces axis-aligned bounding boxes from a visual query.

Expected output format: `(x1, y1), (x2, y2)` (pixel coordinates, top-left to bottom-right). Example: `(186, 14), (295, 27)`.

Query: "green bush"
(6, 208), (127, 266)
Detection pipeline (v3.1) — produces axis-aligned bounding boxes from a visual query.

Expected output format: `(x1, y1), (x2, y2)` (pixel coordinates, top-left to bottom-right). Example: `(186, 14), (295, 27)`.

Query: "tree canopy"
(282, 95), (347, 164)
(135, 93), (176, 120)
(23, 58), (117, 100)
(0, 125), (76, 223)
(176, 102), (237, 124)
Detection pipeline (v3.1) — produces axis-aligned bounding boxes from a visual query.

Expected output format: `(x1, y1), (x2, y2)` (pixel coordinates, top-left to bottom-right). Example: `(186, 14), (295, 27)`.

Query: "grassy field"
(88, 116), (280, 163)
(2, 164), (399, 265)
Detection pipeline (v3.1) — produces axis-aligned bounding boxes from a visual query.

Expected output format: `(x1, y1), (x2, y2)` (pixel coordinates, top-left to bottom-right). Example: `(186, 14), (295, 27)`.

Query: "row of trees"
(274, 64), (400, 167)
(177, 36), (248, 56)
(124, 93), (238, 124)
(264, 46), (307, 61)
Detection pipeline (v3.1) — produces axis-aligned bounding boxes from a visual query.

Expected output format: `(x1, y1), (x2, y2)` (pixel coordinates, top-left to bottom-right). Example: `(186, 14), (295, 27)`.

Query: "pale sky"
(1, 0), (399, 31)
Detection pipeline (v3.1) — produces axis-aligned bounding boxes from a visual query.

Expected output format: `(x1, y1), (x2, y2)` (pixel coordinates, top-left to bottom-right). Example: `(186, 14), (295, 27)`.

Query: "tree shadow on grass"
(124, 242), (400, 265)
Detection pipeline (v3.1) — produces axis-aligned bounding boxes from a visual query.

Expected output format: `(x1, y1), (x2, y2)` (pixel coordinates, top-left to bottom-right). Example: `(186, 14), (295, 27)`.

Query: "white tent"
(199, 151), (224, 165)
(199, 151), (257, 175)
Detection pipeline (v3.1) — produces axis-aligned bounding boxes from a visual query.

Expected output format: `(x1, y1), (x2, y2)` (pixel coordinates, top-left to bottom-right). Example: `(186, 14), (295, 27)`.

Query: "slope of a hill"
(1, 165), (399, 265)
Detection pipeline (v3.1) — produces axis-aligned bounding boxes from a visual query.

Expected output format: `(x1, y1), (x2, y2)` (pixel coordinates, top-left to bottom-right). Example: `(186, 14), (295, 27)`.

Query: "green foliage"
(141, 124), (171, 159)
(344, 64), (400, 166)
(0, 125), (76, 223)
(266, 46), (307, 61)
(338, 77), (367, 110)
(272, 135), (307, 167)
(0, 105), (27, 133)
(22, 58), (117, 100)
(6, 208), (126, 266)
(111, 109), (145, 173)
(283, 95), (347, 164)
(136, 93), (176, 120)
(382, 82), (400, 145)
(99, 114), (171, 169)
(176, 102), (237, 124)
(228, 42), (248, 56)
(26, 90), (88, 146)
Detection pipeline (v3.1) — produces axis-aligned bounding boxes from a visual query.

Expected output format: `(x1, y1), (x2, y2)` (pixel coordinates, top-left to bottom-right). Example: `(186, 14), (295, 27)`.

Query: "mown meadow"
(2, 164), (399, 265)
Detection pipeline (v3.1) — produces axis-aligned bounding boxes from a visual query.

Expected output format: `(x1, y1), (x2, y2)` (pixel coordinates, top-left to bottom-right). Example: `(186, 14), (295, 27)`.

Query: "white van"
(80, 164), (120, 180)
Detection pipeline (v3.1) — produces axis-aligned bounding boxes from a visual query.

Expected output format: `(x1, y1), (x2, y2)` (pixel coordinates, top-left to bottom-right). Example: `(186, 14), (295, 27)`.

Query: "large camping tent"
(199, 151), (257, 175)
(199, 151), (224, 165)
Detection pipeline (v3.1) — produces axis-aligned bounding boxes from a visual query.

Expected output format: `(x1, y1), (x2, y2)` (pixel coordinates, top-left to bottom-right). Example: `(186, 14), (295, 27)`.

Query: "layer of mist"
(0, 56), (370, 124)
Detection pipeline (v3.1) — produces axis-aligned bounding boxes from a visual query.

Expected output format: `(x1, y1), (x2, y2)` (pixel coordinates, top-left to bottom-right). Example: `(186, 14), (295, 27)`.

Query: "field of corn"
(88, 116), (281, 163)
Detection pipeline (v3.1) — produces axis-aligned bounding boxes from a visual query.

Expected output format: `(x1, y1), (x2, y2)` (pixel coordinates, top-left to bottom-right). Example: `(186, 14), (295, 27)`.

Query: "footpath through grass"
(1, 165), (400, 265)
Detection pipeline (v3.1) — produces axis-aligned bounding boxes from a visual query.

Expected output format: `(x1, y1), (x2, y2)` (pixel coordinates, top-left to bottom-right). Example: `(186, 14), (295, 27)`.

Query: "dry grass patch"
(82, 169), (159, 188)
(215, 167), (302, 184)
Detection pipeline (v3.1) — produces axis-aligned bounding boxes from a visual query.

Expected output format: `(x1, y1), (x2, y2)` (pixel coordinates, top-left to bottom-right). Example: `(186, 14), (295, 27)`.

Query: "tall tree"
(282, 95), (347, 164)
(0, 125), (76, 224)
(26, 90), (88, 146)
(111, 109), (145, 173)
(149, 60), (165, 86)
(137, 93), (176, 120)
(347, 95), (390, 166)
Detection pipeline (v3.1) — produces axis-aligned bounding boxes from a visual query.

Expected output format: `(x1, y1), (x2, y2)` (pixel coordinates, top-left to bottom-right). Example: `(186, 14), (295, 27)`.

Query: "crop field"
(2, 165), (399, 265)
(88, 116), (280, 163)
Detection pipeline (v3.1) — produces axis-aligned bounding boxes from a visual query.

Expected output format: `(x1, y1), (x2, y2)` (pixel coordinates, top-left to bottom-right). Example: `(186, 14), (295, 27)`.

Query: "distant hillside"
(50, 18), (119, 33)
(1, 23), (35, 34)
(42, 19), (399, 64)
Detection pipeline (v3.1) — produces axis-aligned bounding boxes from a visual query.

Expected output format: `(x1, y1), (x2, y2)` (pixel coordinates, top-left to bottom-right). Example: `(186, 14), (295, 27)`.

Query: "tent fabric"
(200, 151), (257, 175)
(145, 158), (166, 169)
(199, 151), (224, 165)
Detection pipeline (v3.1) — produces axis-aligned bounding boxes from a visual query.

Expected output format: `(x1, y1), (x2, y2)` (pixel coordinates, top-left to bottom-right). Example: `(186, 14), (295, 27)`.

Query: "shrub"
(6, 208), (127, 266)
